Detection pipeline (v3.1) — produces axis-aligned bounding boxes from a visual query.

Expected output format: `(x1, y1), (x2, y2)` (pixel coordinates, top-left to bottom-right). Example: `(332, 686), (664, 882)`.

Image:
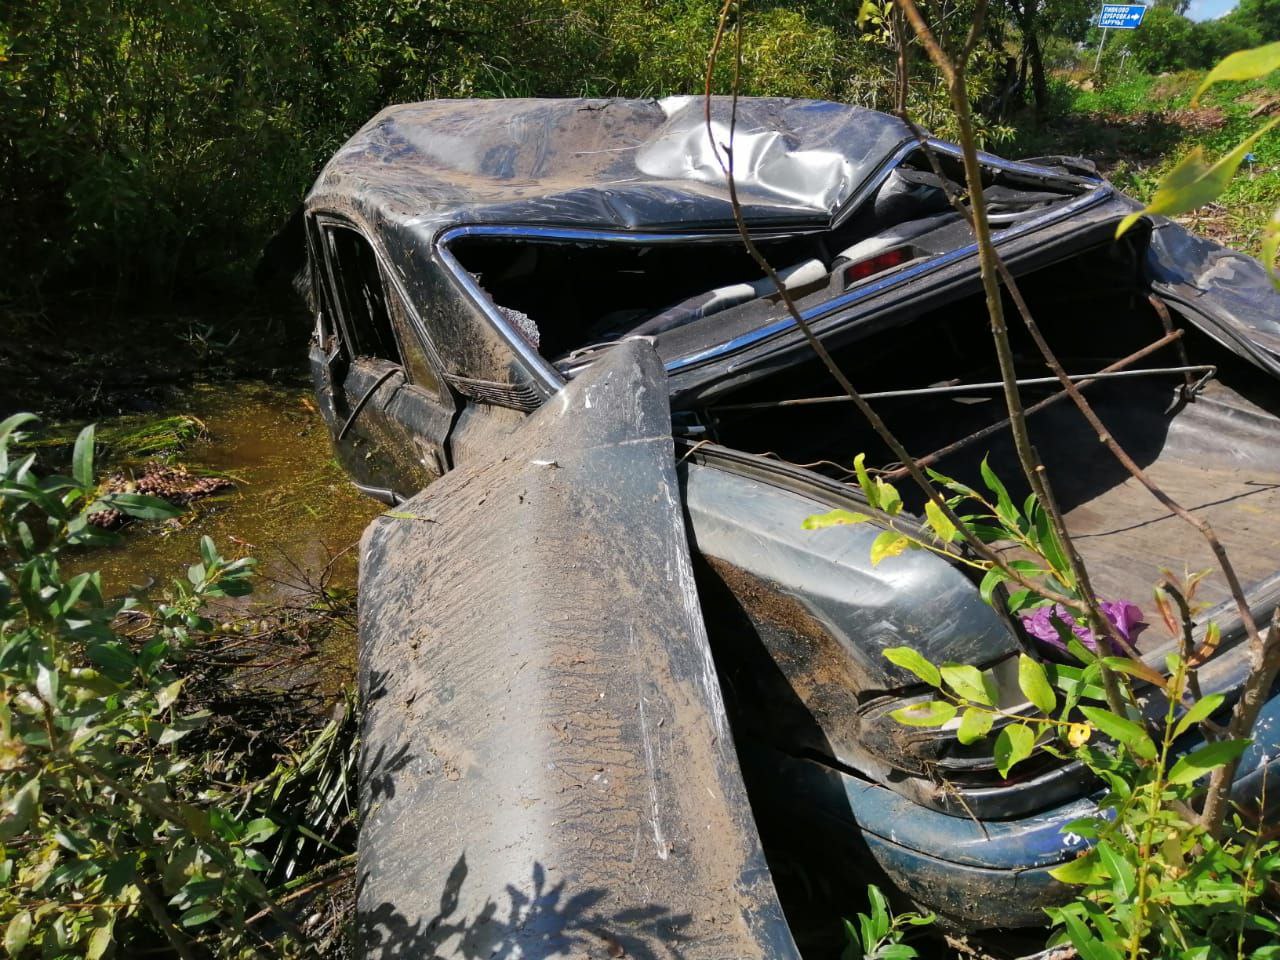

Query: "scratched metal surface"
(355, 340), (798, 960)
(306, 97), (913, 237)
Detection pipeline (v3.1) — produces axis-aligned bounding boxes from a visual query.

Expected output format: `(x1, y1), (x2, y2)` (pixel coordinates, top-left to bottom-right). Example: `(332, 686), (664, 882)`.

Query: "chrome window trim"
(434, 231), (567, 399)
(666, 184), (1115, 372)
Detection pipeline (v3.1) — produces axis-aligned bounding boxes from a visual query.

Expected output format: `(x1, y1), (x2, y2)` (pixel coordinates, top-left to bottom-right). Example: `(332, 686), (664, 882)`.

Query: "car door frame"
(308, 212), (460, 503)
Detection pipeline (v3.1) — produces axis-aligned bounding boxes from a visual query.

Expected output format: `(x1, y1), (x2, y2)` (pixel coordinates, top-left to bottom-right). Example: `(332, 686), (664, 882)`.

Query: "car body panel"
(1145, 215), (1280, 375)
(305, 96), (1280, 944)
(355, 340), (798, 959)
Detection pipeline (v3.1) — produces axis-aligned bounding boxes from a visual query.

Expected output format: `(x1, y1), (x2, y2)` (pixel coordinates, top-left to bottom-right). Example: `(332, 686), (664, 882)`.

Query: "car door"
(355, 339), (799, 960)
(308, 216), (456, 503)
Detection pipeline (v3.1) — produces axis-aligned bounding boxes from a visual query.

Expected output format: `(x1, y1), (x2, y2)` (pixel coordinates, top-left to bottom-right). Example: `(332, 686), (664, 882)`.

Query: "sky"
(1184, 0), (1238, 20)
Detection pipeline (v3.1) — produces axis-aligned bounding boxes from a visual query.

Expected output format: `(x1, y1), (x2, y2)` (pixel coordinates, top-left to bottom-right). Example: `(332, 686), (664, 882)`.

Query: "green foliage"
(1116, 42), (1280, 281)
(0, 414), (310, 957)
(1115, 7), (1257, 75)
(0, 0), (906, 304)
(874, 634), (1280, 956)
(1116, 115), (1280, 237)
(841, 884), (934, 960)
(815, 451), (1280, 957)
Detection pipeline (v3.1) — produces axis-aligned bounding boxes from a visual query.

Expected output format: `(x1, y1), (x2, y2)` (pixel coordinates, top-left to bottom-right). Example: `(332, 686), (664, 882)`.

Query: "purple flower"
(1020, 600), (1146, 654)
(1020, 604), (1094, 651)
(1099, 600), (1145, 646)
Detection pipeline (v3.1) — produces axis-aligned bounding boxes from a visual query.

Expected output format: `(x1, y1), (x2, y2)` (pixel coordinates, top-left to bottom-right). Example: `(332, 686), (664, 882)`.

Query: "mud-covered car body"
(303, 98), (1280, 957)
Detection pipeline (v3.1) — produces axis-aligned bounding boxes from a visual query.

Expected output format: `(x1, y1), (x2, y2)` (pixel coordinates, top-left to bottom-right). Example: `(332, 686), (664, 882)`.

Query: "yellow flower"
(1066, 723), (1092, 748)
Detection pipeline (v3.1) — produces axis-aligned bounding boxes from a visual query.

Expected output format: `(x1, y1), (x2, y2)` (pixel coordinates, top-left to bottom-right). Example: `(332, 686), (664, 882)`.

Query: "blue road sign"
(1098, 4), (1147, 29)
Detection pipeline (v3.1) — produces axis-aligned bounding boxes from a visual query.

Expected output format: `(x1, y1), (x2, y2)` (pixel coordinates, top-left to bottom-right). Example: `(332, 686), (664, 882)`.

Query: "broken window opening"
(446, 151), (1086, 364)
(322, 226), (403, 367)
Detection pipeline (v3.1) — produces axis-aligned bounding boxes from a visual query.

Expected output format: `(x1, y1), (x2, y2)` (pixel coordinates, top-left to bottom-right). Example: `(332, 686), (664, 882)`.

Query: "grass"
(23, 413), (209, 470)
(1009, 68), (1280, 260)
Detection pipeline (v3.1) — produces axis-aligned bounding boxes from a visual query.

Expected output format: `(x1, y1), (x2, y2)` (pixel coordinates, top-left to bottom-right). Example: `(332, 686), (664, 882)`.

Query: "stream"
(62, 378), (385, 688)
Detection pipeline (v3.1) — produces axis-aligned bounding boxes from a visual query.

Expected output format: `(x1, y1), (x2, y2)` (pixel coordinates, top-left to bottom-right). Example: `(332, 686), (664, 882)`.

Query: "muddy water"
(68, 380), (385, 682)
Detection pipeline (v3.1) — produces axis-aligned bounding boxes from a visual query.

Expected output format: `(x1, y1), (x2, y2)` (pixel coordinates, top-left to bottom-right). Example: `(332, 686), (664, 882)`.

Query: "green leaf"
(85, 919), (113, 960)
(0, 778), (39, 842)
(200, 535), (218, 568)
(842, 918), (865, 960)
(86, 642), (137, 676)
(1174, 693), (1225, 738)
(3, 910), (31, 957)
(956, 707), (994, 745)
(875, 478), (902, 517)
(156, 678), (184, 712)
(35, 661), (58, 707)
(1262, 204), (1280, 290)
(802, 509), (873, 530)
(1061, 908), (1124, 960)
(1067, 636), (1098, 665)
(0, 413), (37, 449)
(1095, 841), (1135, 900)
(926, 467), (977, 498)
(1031, 501), (1071, 585)
(156, 710), (210, 745)
(101, 492), (182, 520)
(1079, 706), (1157, 761)
(1116, 115), (1280, 238)
(1017, 655), (1056, 714)
(1167, 739), (1251, 786)
(994, 723), (1036, 777)
(179, 904), (221, 928)
(870, 530), (913, 566)
(240, 817), (278, 845)
(1006, 588), (1036, 614)
(1193, 41), (1280, 103)
(866, 884), (890, 942)
(939, 663), (996, 706)
(1049, 849), (1105, 885)
(883, 647), (941, 688)
(979, 456), (1018, 527)
(1098, 656), (1164, 685)
(853, 453), (877, 507)
(923, 500), (956, 543)
(890, 701), (957, 727)
(72, 424), (96, 488)
(979, 566), (1007, 606)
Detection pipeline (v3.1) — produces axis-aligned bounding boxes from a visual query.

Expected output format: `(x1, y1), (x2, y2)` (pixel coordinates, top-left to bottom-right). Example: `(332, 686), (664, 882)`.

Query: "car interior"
(447, 150), (1088, 363)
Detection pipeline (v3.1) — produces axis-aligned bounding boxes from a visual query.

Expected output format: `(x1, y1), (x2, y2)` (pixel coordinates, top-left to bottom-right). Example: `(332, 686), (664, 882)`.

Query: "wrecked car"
(302, 97), (1280, 957)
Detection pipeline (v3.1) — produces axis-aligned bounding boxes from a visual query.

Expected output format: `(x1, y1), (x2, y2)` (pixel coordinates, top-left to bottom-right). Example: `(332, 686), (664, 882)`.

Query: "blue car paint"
(751, 690), (1280, 927)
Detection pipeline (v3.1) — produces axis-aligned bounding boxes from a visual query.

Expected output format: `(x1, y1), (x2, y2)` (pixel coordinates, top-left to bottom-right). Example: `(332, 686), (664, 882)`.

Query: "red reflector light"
(843, 246), (911, 284)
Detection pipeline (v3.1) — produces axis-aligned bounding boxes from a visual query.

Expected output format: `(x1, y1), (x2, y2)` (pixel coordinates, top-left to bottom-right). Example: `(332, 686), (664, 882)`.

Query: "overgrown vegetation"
(0, 0), (909, 305)
(1112, 0), (1278, 74)
(4, 0), (1276, 310)
(772, 9), (1280, 958)
(808, 456), (1280, 957)
(6, 0), (1280, 955)
(0, 413), (356, 957)
(11, 0), (1237, 310)
(1009, 65), (1280, 257)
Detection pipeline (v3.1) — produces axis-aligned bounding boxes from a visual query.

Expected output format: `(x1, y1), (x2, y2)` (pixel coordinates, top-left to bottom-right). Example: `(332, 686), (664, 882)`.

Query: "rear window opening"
(447, 152), (1086, 363)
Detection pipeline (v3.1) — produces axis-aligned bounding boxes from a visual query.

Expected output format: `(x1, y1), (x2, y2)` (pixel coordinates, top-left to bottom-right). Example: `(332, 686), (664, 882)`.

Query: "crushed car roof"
(305, 97), (915, 236)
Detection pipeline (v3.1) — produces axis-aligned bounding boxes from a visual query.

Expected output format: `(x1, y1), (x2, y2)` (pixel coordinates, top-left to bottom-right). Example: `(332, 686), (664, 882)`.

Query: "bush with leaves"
(1117, 41), (1280, 283)
(806, 458), (1280, 959)
(841, 884), (933, 960)
(0, 412), (308, 958)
